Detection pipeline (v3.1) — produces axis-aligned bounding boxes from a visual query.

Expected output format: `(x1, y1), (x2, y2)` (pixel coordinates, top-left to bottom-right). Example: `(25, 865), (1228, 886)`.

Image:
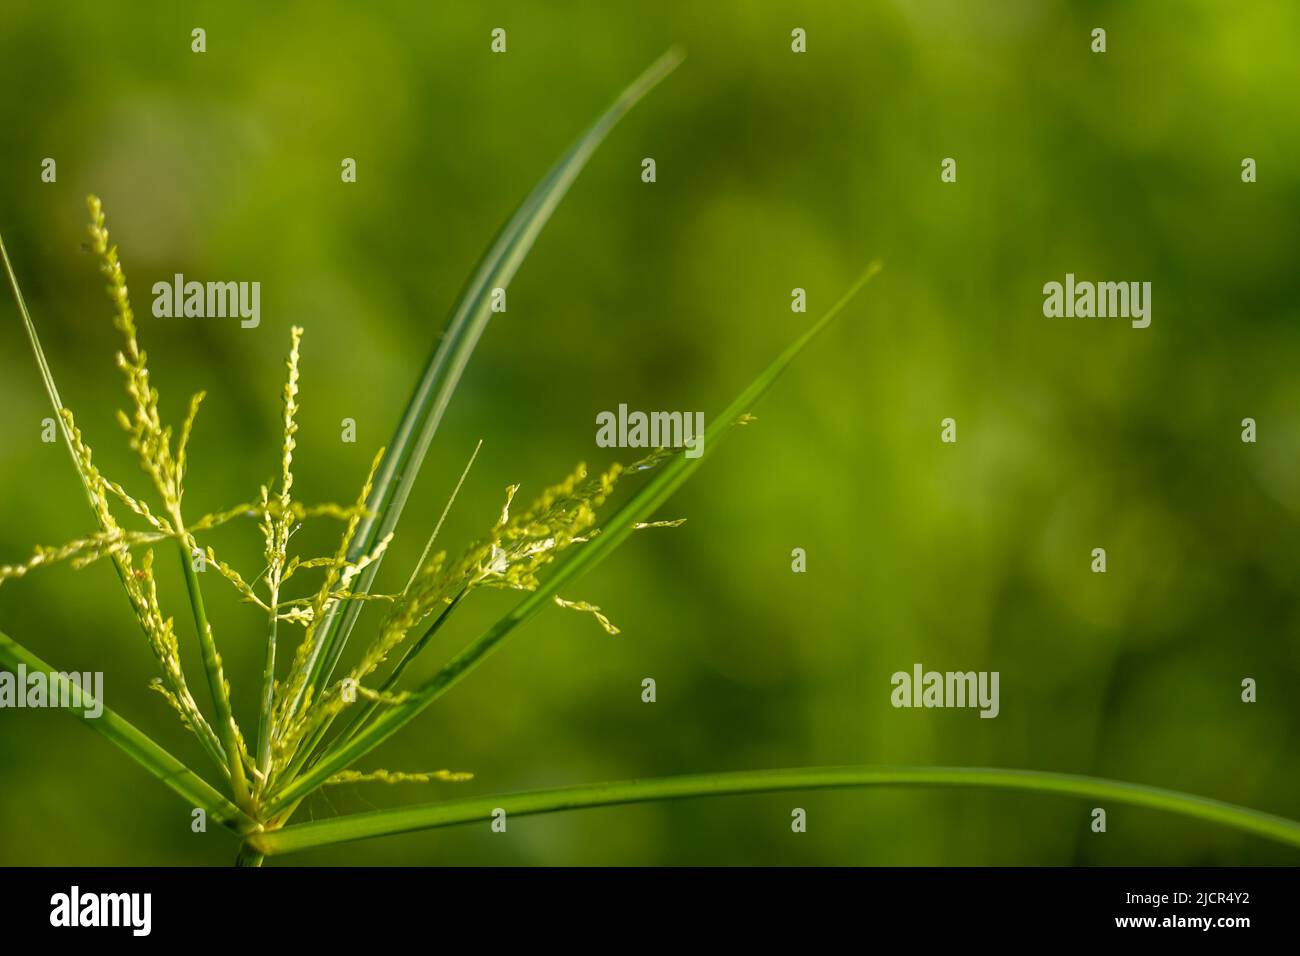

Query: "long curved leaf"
(286, 47), (688, 724)
(252, 764), (1300, 855)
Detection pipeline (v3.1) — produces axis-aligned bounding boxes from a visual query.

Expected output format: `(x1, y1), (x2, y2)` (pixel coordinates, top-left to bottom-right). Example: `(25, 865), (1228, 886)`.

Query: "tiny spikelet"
(275, 590), (397, 623)
(206, 546), (269, 609)
(278, 606), (315, 626)
(261, 327), (305, 618)
(282, 555), (337, 581)
(103, 477), (174, 534)
(175, 391), (206, 503)
(288, 501), (372, 522)
(281, 326), (303, 501)
(554, 595), (621, 635)
(87, 195), (139, 354)
(497, 483), (520, 526)
(352, 684), (412, 705)
(59, 409), (116, 531)
(190, 502), (261, 532)
(148, 678), (186, 714)
(339, 532), (394, 594)
(230, 716), (257, 775)
(324, 769), (474, 786)
(625, 446), (676, 473)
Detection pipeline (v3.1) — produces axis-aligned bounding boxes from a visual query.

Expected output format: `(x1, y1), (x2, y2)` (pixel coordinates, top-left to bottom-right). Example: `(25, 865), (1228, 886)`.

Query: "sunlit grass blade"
(0, 629), (256, 833)
(283, 47), (687, 726)
(1, 232), (101, 519)
(252, 764), (1300, 856)
(265, 261), (883, 814)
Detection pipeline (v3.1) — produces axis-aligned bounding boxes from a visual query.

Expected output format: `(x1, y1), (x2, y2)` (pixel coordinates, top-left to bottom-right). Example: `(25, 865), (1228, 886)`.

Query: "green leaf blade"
(253, 764), (1300, 856)
(286, 46), (688, 724)
(0, 233), (100, 521)
(0, 629), (256, 833)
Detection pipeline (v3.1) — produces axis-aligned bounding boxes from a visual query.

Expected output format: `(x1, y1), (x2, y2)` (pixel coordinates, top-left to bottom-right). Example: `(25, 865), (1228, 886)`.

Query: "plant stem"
(252, 765), (1300, 856)
(404, 439), (483, 593)
(235, 843), (265, 867)
(255, 608), (278, 782)
(177, 541), (251, 809)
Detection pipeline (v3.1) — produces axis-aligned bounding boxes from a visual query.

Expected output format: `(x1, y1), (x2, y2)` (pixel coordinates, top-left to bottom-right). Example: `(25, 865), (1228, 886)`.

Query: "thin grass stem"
(255, 608), (278, 781)
(177, 542), (251, 808)
(235, 844), (265, 867)
(404, 439), (482, 594)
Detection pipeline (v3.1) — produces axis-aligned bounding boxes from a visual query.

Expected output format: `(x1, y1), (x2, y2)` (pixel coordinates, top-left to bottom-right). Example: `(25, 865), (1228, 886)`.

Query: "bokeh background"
(1, 0), (1297, 865)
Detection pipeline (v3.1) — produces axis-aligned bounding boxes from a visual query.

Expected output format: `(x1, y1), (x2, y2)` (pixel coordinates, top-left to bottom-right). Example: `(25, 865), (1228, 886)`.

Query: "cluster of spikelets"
(0, 197), (679, 818)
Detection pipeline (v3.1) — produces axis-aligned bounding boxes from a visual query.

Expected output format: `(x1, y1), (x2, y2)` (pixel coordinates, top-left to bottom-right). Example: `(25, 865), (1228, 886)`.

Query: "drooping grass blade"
(252, 764), (1300, 855)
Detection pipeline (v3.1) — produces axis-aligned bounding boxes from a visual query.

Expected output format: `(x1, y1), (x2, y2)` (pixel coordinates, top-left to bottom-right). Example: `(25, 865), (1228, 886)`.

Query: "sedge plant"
(1, 49), (1298, 865)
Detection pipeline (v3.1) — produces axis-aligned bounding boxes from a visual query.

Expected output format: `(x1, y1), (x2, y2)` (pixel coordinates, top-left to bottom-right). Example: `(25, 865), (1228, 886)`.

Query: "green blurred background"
(1, 0), (1297, 865)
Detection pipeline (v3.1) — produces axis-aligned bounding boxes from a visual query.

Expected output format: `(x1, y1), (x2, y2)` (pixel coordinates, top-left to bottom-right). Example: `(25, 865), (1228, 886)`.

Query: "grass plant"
(2, 49), (1297, 864)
